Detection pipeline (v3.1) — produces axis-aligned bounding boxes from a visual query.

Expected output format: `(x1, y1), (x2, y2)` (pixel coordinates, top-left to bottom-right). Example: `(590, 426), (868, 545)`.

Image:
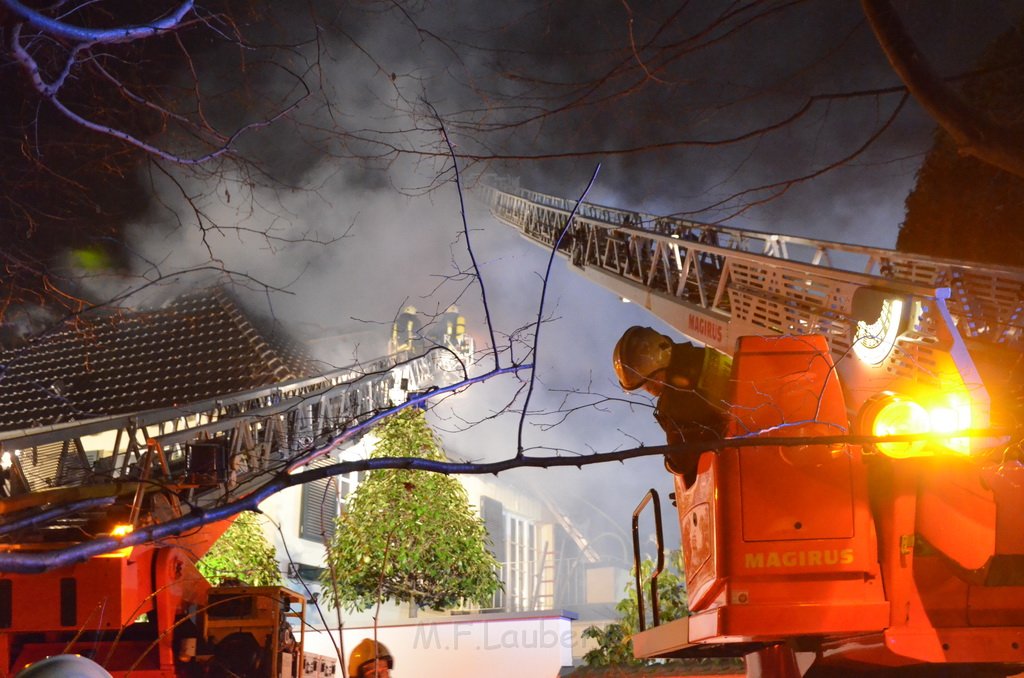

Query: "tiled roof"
(0, 289), (319, 432)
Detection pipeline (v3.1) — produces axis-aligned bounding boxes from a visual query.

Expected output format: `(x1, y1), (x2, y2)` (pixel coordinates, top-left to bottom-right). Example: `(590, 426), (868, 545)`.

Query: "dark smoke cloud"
(74, 0), (1024, 565)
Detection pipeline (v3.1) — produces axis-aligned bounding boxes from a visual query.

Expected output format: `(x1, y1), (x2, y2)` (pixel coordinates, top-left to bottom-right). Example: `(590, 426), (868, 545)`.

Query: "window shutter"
(300, 458), (339, 543)
(480, 495), (505, 562)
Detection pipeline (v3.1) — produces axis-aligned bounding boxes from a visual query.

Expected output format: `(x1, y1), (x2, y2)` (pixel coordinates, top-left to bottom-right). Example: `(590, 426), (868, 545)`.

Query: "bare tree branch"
(862, 0), (1024, 178)
(0, 426), (1014, 574)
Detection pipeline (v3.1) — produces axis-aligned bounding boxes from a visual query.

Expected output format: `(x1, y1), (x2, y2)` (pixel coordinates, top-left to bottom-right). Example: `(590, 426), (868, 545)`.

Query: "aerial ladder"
(0, 323), (473, 677)
(485, 179), (1024, 676)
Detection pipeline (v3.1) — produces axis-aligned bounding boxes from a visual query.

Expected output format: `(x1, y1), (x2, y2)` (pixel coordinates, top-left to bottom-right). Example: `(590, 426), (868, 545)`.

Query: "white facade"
(306, 614), (576, 678)
(254, 432), (620, 675)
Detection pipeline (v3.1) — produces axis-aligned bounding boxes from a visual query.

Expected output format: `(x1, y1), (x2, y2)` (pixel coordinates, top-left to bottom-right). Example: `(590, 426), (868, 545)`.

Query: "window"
(505, 513), (538, 612)
(478, 497), (545, 612)
(338, 470), (363, 510)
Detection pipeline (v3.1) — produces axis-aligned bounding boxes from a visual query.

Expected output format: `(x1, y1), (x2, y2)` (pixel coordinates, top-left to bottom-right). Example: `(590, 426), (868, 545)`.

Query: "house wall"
(259, 436), (562, 617)
(305, 613), (577, 678)
(255, 433), (610, 671)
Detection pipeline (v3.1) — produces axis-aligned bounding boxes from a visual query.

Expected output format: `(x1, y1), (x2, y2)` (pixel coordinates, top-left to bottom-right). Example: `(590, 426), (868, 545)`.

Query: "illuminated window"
(505, 513), (538, 612)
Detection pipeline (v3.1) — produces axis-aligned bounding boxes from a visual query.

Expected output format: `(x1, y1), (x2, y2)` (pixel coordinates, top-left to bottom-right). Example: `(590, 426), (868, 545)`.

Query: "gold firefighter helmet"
(401, 305), (417, 316)
(613, 326), (674, 391)
(349, 639), (394, 676)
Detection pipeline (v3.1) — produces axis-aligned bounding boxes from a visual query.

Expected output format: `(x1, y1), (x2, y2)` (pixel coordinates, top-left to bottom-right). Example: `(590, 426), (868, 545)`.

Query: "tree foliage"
(898, 16), (1024, 266)
(579, 552), (741, 674)
(582, 551), (688, 668)
(196, 511), (282, 587)
(320, 408), (501, 612)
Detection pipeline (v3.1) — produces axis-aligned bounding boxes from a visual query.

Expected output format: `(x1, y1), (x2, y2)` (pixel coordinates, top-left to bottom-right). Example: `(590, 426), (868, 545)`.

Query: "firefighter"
(348, 639), (393, 678)
(391, 306), (420, 353)
(613, 325), (732, 485)
(16, 654), (112, 677)
(439, 304), (466, 350)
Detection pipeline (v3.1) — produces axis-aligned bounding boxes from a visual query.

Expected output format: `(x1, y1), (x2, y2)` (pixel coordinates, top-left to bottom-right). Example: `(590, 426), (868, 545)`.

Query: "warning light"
(110, 524), (133, 538)
(860, 392), (972, 458)
(100, 524), (135, 558)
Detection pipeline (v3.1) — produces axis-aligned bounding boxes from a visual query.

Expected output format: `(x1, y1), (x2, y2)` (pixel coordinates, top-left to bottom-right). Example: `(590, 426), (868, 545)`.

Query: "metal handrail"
(631, 488), (665, 631)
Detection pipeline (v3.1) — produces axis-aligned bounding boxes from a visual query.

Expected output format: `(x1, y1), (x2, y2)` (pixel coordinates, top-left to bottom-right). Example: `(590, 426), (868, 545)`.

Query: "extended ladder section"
(484, 180), (1024, 439)
(0, 348), (468, 531)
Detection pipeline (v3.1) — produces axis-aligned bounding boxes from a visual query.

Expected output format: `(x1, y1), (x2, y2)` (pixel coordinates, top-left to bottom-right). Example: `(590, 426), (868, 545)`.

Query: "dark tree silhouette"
(892, 13), (1024, 266)
(864, 0), (1024, 180)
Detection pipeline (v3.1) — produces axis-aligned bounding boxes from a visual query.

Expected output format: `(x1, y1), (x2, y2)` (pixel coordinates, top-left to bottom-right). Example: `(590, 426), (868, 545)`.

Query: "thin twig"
(516, 164), (601, 459)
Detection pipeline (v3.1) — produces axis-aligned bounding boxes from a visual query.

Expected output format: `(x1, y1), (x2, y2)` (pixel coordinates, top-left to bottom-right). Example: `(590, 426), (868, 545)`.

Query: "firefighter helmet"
(16, 654), (112, 677)
(349, 638), (394, 676)
(613, 326), (674, 391)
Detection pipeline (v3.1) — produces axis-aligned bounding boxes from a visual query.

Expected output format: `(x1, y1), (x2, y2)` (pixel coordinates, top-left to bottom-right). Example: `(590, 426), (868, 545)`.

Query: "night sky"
(4, 0), (1024, 562)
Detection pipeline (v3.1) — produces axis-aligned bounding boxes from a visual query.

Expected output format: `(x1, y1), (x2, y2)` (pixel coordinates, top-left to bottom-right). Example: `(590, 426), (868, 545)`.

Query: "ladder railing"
(0, 348), (467, 510)
(483, 180), (1024, 354)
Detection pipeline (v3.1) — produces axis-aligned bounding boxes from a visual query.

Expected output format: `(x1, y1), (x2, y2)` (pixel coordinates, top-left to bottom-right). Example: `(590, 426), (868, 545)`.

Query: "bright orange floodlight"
(859, 392), (972, 458)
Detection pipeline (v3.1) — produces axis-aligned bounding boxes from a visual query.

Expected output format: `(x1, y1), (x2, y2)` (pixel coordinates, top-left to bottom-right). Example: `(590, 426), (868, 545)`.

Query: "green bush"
(320, 409), (501, 612)
(197, 511), (282, 586)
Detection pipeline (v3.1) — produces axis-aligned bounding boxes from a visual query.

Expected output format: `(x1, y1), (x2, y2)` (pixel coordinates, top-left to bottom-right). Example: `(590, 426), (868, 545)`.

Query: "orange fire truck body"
(0, 492), (308, 677)
(632, 335), (1024, 675)
(0, 525), (222, 676)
